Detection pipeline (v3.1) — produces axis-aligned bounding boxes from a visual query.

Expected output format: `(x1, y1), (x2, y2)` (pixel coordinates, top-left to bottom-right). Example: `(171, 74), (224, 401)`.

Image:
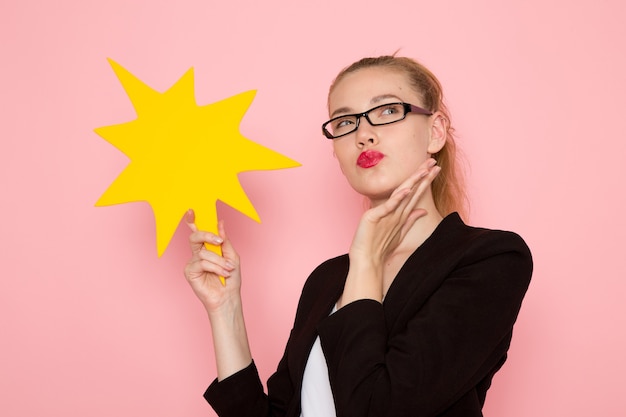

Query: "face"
(328, 67), (445, 205)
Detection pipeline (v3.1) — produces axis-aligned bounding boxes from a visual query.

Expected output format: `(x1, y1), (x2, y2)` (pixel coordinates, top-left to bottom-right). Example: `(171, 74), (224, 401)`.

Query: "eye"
(379, 103), (402, 115)
(381, 106), (398, 115)
(371, 103), (404, 122)
(332, 117), (355, 130)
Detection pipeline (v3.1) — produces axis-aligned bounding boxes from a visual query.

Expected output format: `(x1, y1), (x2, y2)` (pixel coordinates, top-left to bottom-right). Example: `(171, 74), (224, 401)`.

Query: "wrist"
(348, 253), (383, 275)
(339, 261), (384, 308)
(205, 295), (252, 380)
(205, 293), (243, 320)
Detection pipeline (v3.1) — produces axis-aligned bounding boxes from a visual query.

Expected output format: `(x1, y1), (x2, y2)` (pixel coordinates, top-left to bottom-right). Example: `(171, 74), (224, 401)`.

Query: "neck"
(370, 191), (443, 256)
(398, 208), (443, 255)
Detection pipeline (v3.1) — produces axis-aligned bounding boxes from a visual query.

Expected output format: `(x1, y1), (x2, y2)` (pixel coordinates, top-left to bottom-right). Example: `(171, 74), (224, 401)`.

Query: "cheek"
(396, 134), (430, 166)
(411, 128), (432, 154)
(332, 142), (351, 174)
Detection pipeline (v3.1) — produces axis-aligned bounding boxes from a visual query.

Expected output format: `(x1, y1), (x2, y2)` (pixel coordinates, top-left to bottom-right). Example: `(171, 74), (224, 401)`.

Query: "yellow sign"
(96, 59), (300, 259)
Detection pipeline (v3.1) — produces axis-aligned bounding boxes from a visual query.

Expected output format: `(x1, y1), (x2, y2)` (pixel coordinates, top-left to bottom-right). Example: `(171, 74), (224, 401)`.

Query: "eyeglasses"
(322, 102), (433, 139)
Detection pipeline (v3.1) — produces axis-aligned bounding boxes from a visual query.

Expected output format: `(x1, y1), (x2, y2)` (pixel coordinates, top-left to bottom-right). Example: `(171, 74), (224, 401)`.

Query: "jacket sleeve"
(204, 353), (295, 417)
(203, 254), (349, 417)
(203, 361), (270, 417)
(317, 232), (532, 417)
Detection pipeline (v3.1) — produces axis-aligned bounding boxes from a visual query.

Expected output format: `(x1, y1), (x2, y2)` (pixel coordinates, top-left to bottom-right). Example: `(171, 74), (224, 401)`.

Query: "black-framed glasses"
(322, 102), (433, 139)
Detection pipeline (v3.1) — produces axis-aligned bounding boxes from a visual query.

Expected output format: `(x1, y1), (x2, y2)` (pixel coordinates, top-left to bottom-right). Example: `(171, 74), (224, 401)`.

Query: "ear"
(427, 112), (447, 154)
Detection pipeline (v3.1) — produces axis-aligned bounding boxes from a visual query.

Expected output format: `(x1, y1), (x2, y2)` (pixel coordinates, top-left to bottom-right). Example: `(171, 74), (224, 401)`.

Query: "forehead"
(328, 67), (420, 113)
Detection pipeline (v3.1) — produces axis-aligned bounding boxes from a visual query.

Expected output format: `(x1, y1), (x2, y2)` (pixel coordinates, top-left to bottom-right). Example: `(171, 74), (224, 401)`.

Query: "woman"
(184, 56), (533, 416)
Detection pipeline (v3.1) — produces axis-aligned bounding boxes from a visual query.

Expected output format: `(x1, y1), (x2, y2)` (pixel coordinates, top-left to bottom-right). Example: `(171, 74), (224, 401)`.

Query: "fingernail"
(213, 236), (223, 244)
(225, 260), (235, 269)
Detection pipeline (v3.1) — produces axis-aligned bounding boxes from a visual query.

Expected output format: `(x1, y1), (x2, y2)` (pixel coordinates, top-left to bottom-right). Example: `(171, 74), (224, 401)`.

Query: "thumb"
(185, 209), (199, 232)
(218, 220), (238, 262)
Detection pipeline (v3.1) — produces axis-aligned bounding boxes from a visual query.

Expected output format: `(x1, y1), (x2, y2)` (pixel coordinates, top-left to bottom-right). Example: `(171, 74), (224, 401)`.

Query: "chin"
(355, 185), (394, 203)
(344, 170), (401, 199)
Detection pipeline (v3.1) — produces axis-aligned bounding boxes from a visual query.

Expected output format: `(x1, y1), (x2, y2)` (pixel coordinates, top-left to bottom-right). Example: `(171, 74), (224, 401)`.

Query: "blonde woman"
(184, 56), (533, 417)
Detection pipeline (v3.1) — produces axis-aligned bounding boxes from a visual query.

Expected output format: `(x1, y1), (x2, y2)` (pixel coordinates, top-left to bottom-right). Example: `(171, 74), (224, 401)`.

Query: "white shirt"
(300, 306), (337, 417)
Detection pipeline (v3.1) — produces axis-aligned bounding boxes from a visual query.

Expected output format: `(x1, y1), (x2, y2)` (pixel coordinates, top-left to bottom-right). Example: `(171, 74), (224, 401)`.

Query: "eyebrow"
(330, 94), (404, 118)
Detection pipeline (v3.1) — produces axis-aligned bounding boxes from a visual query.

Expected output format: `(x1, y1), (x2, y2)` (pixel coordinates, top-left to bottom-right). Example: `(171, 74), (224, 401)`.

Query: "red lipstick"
(357, 150), (384, 168)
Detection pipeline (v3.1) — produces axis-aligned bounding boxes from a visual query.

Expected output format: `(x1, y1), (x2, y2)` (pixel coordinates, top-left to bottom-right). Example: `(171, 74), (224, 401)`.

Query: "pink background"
(2, 0), (625, 415)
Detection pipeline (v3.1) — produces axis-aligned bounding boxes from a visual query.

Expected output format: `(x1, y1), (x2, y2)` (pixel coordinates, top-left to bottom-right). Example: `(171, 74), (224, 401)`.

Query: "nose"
(354, 116), (378, 147)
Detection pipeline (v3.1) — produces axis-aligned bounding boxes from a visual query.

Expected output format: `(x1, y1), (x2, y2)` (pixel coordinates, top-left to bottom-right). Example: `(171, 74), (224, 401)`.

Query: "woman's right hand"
(183, 210), (242, 314)
(184, 210), (253, 380)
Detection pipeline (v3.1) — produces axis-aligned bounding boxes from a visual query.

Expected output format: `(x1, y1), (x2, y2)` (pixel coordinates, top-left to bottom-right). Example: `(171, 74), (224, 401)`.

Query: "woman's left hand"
(350, 158), (440, 262)
(341, 158), (440, 306)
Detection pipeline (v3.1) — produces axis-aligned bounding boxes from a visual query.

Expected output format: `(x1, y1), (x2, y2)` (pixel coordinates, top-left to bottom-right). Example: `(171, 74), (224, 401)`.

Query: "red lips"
(357, 150), (384, 168)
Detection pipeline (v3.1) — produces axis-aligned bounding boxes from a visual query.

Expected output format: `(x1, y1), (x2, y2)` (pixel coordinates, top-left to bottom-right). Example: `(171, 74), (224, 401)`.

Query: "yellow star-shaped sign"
(96, 59), (300, 257)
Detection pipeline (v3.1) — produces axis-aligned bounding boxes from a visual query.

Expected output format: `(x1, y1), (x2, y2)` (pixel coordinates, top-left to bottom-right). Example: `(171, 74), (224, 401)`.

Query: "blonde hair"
(329, 56), (468, 219)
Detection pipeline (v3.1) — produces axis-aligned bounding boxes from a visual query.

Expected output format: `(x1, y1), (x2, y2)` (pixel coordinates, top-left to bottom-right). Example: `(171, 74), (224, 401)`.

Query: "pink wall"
(2, 0), (625, 415)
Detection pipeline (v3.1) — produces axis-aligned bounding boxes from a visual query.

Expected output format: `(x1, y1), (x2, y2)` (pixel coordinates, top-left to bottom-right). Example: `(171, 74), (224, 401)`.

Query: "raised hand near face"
(349, 158), (441, 264)
(339, 158), (441, 307)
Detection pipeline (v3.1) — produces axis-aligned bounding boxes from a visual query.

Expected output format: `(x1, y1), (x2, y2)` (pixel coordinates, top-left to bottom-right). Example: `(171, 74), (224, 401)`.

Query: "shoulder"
(396, 213), (533, 298)
(385, 214), (533, 328)
(434, 213), (532, 267)
(290, 254), (349, 324)
(308, 253), (350, 277)
(300, 253), (349, 297)
(457, 221), (533, 293)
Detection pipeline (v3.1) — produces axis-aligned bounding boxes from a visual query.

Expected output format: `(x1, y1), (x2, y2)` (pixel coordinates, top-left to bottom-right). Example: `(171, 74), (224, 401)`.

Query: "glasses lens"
(326, 115), (358, 138)
(368, 103), (406, 125)
(323, 103), (408, 138)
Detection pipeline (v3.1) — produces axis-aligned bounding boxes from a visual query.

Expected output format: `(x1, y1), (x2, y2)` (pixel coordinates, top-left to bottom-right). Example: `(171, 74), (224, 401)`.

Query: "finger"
(400, 208), (428, 237)
(217, 220), (239, 263)
(383, 163), (440, 224)
(407, 159), (437, 186)
(390, 166), (431, 211)
(189, 230), (223, 254)
(365, 187), (410, 222)
(412, 165), (441, 198)
(198, 247), (236, 272)
(370, 160), (439, 220)
(400, 165), (441, 218)
(185, 257), (232, 279)
(185, 209), (198, 232)
(218, 219), (227, 241)
(392, 158), (437, 195)
(404, 162), (441, 202)
(422, 157), (437, 169)
(386, 163), (434, 208)
(197, 259), (232, 278)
